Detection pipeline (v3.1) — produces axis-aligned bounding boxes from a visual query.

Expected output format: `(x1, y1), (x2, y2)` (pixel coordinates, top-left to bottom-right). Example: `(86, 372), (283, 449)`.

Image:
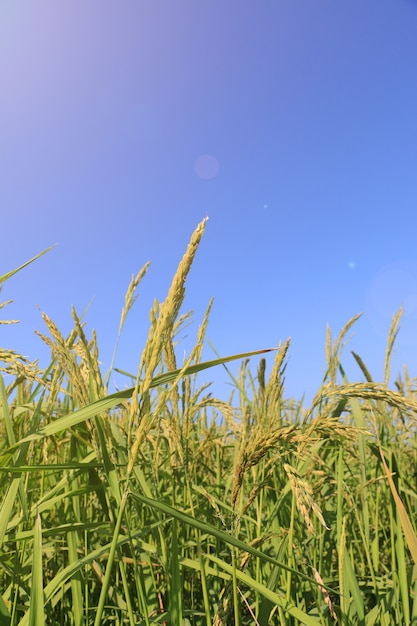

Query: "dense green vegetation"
(1, 219), (417, 625)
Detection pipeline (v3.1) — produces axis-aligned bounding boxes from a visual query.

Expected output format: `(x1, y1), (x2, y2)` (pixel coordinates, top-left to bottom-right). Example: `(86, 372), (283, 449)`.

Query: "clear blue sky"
(2, 1), (417, 403)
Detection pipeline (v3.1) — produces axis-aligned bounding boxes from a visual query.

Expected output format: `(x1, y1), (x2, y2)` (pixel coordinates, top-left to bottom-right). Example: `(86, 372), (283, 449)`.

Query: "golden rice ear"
(324, 313), (362, 386)
(105, 262), (151, 387)
(127, 218), (209, 471)
(383, 306), (403, 387)
(284, 463), (330, 535)
(0, 299), (19, 325)
(137, 217), (209, 393)
(192, 296), (214, 365)
(351, 350), (373, 383)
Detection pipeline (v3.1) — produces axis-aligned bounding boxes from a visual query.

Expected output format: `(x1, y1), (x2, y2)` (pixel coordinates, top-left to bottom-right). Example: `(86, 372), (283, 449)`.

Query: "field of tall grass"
(1, 218), (417, 625)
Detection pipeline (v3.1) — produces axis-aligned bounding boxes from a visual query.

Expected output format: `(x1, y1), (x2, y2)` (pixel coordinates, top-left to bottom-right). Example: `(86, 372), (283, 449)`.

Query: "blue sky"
(1, 1), (417, 403)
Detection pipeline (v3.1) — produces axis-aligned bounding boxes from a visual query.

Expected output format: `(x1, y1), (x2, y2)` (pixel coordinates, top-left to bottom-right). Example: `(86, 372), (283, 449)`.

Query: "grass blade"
(168, 519), (183, 624)
(207, 554), (321, 625)
(93, 490), (128, 626)
(0, 246), (55, 289)
(28, 512), (45, 626)
(7, 348), (277, 452)
(129, 491), (325, 589)
(378, 444), (417, 565)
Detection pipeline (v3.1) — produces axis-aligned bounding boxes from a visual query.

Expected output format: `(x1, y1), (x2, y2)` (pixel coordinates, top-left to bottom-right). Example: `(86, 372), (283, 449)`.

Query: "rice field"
(1, 219), (417, 625)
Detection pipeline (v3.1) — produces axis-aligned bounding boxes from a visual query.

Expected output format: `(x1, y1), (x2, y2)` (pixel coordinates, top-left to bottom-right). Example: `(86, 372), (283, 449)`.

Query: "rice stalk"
(104, 262), (151, 386)
(3, 235), (417, 624)
(324, 313), (362, 386)
(384, 306), (403, 387)
(283, 463), (330, 535)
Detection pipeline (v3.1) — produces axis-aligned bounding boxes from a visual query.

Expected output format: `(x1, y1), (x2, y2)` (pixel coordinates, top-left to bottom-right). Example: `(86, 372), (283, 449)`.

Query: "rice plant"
(1, 219), (417, 625)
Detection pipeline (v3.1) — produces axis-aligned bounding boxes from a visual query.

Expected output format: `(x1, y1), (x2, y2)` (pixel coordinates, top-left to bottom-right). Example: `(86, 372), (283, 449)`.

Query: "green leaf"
(129, 491), (325, 589)
(8, 348), (277, 452)
(207, 554), (321, 625)
(28, 513), (45, 626)
(0, 246), (55, 290)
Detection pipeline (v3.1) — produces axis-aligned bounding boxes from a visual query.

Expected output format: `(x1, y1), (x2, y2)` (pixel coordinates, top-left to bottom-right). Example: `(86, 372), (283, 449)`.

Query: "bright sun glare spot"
(348, 261), (356, 269)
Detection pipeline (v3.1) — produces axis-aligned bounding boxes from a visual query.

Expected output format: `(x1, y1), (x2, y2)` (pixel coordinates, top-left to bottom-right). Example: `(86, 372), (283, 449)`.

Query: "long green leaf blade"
(207, 554), (321, 625)
(7, 348), (276, 451)
(0, 246), (55, 289)
(28, 513), (45, 626)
